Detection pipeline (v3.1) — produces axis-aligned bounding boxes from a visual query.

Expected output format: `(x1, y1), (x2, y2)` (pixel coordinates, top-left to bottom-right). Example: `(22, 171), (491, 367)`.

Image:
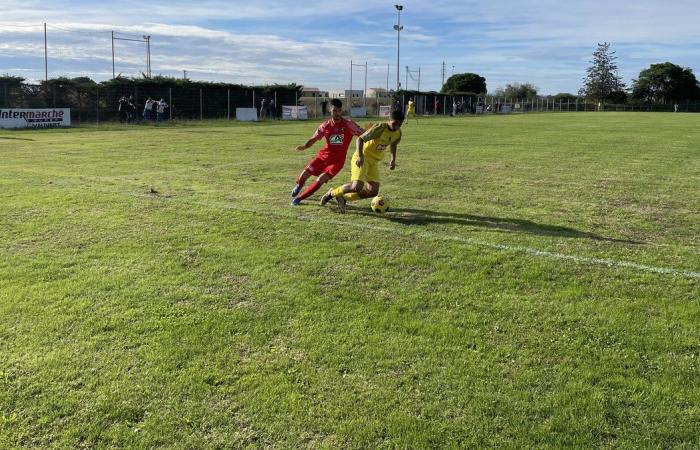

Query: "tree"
(631, 62), (700, 103)
(579, 42), (626, 100)
(0, 75), (25, 108)
(441, 73), (486, 94)
(553, 93), (578, 102)
(493, 82), (538, 99)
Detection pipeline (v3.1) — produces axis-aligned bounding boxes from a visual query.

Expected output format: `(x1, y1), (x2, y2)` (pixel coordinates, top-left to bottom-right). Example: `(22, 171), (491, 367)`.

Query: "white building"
(328, 89), (364, 99)
(301, 87), (329, 98)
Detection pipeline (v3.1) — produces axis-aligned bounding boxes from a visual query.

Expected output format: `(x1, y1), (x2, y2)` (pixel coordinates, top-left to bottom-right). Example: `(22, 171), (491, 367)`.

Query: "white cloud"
(1, 0), (699, 92)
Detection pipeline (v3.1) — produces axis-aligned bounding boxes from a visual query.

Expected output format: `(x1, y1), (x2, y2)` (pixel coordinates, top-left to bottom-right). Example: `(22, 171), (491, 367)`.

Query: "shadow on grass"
(0, 136), (35, 141)
(345, 206), (643, 244)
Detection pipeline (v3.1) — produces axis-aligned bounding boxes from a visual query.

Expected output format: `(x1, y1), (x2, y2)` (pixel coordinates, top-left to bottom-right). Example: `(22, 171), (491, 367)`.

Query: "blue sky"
(1, 0), (699, 94)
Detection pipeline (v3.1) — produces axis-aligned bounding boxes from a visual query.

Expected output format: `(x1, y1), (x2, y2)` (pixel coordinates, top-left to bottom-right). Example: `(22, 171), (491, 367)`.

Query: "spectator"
(268, 98), (276, 120)
(157, 98), (168, 122)
(452, 99), (458, 116)
(674, 103), (679, 113)
(434, 98), (440, 115)
(320, 100), (328, 116)
(143, 97), (155, 121)
(260, 98), (267, 119)
(118, 95), (128, 123)
(126, 95), (137, 123)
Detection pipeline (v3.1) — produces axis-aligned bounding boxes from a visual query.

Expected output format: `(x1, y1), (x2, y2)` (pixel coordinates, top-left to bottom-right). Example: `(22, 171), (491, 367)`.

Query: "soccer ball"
(370, 195), (390, 214)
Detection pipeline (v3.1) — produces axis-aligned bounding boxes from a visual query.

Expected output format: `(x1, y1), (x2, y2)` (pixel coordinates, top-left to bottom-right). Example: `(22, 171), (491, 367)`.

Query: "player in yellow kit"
(406, 97), (417, 123)
(320, 110), (404, 212)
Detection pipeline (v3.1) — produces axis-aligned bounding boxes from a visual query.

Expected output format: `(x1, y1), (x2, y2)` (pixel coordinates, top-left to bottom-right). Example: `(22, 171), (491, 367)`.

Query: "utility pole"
(44, 23), (48, 81)
(441, 61), (446, 89)
(393, 5), (404, 91)
(418, 67), (421, 92)
(143, 35), (151, 77)
(405, 66), (408, 92)
(183, 70), (187, 80)
(112, 32), (150, 78)
(386, 64), (390, 95)
(111, 31), (115, 79)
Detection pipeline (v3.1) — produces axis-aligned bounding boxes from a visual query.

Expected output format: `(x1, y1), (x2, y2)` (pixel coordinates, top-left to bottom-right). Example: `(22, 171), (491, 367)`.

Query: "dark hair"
(390, 110), (405, 122)
(330, 99), (343, 108)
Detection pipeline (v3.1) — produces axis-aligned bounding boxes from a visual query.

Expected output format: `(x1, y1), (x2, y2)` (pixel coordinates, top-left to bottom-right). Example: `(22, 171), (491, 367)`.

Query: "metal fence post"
(227, 89), (230, 120)
(169, 87), (172, 121)
(96, 86), (99, 126)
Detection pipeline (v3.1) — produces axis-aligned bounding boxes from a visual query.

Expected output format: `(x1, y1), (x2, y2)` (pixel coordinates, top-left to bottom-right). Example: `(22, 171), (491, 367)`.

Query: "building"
(328, 89), (364, 99)
(367, 87), (392, 98)
(301, 87), (329, 98)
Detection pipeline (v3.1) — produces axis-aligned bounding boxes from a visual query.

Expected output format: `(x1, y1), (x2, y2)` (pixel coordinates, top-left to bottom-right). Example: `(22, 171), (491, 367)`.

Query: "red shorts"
(305, 154), (345, 178)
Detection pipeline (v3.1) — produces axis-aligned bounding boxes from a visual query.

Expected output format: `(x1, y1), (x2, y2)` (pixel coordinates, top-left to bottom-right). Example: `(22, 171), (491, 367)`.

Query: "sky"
(1, 0), (699, 94)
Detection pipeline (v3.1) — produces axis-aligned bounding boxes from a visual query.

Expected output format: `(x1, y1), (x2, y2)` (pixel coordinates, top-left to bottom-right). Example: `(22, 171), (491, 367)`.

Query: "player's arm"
(296, 137), (319, 152)
(355, 136), (365, 167)
(389, 142), (398, 170)
(295, 127), (324, 151)
(355, 124), (383, 167)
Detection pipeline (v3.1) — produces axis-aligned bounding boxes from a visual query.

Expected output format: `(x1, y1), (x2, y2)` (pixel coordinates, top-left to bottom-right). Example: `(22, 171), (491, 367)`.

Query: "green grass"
(1, 113), (699, 448)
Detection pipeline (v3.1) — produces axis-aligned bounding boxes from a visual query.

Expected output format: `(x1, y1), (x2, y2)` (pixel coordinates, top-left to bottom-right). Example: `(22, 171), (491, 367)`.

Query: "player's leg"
(322, 151), (364, 206)
(293, 156), (323, 197)
(356, 181), (380, 199)
(292, 168), (312, 197)
(343, 157), (380, 200)
(293, 172), (333, 204)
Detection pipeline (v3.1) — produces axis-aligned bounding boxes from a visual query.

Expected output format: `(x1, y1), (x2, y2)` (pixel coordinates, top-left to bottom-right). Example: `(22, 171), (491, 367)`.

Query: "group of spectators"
(259, 98), (278, 119)
(143, 97), (169, 122)
(117, 95), (169, 123)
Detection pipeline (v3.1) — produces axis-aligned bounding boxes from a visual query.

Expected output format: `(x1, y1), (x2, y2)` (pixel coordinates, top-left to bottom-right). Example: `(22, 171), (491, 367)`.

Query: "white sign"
(282, 106), (308, 120)
(0, 108), (71, 129)
(235, 108), (258, 121)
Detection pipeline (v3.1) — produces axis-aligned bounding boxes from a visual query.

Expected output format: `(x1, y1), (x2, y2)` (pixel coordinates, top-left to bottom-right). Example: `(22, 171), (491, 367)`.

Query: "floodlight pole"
(394, 5), (403, 91)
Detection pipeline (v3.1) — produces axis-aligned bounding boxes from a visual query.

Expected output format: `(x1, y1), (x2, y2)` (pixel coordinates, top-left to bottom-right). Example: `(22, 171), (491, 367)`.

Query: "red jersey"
(309, 117), (364, 161)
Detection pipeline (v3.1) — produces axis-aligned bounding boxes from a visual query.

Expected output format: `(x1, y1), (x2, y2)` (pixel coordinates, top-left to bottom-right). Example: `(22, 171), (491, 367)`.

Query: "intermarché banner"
(0, 108), (71, 129)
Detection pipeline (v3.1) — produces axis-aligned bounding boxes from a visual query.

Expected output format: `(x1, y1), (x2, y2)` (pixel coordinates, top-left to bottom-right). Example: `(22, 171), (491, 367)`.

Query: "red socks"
(296, 180), (323, 201)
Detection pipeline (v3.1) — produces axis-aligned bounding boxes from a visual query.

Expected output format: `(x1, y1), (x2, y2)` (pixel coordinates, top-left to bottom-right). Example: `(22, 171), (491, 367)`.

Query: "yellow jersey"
(407, 101), (415, 113)
(359, 123), (402, 161)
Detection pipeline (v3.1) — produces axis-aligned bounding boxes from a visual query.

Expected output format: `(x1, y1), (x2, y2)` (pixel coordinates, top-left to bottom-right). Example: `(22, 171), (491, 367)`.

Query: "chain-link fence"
(2, 82), (699, 125)
(389, 93), (700, 115)
(0, 83), (302, 124)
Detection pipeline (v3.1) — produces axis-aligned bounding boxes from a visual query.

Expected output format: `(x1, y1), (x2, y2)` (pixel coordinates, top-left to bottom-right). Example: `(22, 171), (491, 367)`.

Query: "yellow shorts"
(350, 152), (381, 183)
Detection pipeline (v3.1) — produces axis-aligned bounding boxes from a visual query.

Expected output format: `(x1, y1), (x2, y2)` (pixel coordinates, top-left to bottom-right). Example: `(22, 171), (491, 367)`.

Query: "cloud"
(1, 0), (698, 93)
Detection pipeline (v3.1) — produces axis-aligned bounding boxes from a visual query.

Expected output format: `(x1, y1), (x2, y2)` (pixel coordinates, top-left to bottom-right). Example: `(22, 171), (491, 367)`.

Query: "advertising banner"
(0, 108), (71, 129)
(282, 106), (308, 120)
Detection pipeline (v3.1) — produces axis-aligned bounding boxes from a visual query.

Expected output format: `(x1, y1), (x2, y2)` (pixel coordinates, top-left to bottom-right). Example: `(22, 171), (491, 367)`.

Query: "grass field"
(1, 113), (699, 448)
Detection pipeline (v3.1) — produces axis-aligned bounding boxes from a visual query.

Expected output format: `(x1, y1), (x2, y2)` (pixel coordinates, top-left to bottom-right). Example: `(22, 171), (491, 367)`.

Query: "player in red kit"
(291, 99), (364, 205)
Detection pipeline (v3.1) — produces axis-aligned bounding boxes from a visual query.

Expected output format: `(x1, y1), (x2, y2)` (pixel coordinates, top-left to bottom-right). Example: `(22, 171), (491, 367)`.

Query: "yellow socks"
(331, 187), (361, 202)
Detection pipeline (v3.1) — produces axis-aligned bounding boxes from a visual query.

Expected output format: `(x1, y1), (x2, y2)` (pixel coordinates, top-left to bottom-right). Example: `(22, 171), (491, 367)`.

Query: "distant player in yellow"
(406, 97), (418, 123)
(321, 110), (404, 212)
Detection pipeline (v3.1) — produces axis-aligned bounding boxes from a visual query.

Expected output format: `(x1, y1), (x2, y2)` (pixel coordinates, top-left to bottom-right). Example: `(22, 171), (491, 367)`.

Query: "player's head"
(388, 110), (404, 130)
(330, 99), (343, 119)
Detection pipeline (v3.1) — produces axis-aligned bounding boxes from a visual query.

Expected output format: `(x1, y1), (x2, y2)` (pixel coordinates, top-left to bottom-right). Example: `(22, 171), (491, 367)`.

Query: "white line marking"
(113, 189), (700, 281)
